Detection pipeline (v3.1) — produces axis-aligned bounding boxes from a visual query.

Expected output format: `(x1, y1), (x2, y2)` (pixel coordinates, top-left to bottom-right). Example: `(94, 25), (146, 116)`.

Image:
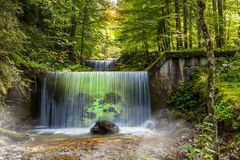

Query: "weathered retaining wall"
(149, 56), (207, 113)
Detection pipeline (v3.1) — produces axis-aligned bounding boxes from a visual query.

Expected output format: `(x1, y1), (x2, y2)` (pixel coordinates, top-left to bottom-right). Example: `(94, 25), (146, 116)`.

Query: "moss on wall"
(165, 49), (238, 58)
(147, 49), (238, 72)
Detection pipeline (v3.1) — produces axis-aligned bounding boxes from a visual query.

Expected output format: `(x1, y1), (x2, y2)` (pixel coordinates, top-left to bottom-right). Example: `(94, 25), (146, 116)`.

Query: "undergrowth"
(168, 52), (240, 159)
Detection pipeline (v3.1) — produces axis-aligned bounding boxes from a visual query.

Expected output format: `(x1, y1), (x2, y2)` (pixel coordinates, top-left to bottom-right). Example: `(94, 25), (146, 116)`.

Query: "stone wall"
(149, 57), (207, 114)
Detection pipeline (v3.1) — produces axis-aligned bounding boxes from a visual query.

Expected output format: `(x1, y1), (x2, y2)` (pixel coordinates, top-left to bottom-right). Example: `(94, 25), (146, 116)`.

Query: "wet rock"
(144, 121), (156, 130)
(90, 120), (120, 134)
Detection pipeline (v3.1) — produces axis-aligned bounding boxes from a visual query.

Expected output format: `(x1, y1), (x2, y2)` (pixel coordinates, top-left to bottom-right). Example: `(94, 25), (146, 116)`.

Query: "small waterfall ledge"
(86, 59), (116, 71)
(40, 72), (151, 128)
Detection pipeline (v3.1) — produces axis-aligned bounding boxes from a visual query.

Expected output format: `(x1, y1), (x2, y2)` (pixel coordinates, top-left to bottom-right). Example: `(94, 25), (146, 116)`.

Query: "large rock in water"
(90, 120), (120, 134)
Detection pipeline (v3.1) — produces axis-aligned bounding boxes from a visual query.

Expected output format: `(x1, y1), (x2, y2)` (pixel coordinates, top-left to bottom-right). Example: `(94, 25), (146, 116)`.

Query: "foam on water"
(34, 126), (155, 136)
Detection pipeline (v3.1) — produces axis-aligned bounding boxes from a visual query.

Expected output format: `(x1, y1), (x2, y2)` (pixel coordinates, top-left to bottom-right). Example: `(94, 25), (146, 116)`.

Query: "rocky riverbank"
(0, 128), (187, 160)
(24, 134), (179, 160)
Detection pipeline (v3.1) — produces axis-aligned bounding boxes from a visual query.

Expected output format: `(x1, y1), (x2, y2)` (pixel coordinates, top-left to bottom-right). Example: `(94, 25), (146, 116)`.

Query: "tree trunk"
(212, 0), (220, 47)
(217, 0), (224, 48)
(175, 0), (183, 49)
(197, 0), (219, 159)
(68, 2), (77, 62)
(143, 31), (149, 54)
(162, 7), (168, 51)
(183, 0), (188, 48)
(165, 0), (171, 50)
(157, 21), (162, 52)
(197, 21), (202, 48)
(238, 0), (240, 46)
(80, 3), (88, 63)
(188, 0), (193, 48)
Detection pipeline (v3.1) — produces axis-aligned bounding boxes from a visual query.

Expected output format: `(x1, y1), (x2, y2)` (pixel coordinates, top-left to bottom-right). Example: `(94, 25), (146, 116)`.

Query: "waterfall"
(40, 72), (151, 128)
(86, 59), (116, 71)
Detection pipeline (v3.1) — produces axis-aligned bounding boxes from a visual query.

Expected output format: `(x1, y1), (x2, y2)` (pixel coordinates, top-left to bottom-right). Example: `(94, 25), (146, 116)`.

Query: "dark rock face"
(90, 120), (120, 134)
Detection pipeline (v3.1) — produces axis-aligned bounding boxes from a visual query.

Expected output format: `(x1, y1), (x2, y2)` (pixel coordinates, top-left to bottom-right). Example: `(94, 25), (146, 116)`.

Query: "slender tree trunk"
(165, 0), (171, 50)
(175, 0), (183, 49)
(212, 0), (220, 47)
(162, 7), (168, 51)
(223, 0), (227, 43)
(217, 0), (224, 48)
(183, 0), (188, 48)
(157, 21), (162, 52)
(197, 22), (202, 48)
(157, 6), (169, 52)
(80, 3), (88, 63)
(197, 0), (219, 159)
(238, 26), (240, 46)
(188, 0), (193, 48)
(238, 0), (240, 46)
(68, 2), (77, 62)
(143, 31), (149, 54)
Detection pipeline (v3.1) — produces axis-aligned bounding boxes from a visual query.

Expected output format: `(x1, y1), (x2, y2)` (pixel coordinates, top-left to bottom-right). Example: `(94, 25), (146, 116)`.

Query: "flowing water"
(21, 61), (179, 160)
(40, 72), (151, 128)
(86, 59), (116, 71)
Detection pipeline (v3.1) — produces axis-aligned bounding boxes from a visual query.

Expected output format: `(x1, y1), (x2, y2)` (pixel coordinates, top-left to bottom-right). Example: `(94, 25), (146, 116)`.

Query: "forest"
(0, 0), (239, 159)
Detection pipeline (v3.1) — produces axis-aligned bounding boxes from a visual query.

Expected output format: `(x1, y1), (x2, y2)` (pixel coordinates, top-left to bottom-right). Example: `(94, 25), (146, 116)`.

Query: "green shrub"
(167, 69), (208, 122)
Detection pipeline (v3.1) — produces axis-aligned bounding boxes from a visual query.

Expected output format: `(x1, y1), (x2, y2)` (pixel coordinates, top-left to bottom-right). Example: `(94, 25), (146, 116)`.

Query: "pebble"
(0, 144), (25, 160)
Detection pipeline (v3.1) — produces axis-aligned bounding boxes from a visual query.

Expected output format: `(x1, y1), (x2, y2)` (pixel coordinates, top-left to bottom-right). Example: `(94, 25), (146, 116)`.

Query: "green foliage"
(115, 51), (159, 71)
(194, 118), (218, 160)
(167, 52), (240, 131)
(215, 100), (240, 130)
(179, 144), (201, 159)
(215, 52), (240, 131)
(167, 68), (208, 122)
(169, 52), (240, 159)
(117, 0), (239, 54)
(0, 63), (19, 96)
(235, 134), (240, 144)
(117, 0), (172, 53)
(0, 0), (30, 101)
(0, 0), (27, 54)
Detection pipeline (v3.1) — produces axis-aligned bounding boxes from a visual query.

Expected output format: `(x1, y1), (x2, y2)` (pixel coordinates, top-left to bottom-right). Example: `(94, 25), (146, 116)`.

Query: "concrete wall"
(149, 57), (207, 113)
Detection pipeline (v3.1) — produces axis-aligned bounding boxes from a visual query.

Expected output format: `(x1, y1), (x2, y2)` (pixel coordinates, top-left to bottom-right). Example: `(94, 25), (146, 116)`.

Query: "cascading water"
(86, 59), (116, 71)
(40, 72), (151, 128)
